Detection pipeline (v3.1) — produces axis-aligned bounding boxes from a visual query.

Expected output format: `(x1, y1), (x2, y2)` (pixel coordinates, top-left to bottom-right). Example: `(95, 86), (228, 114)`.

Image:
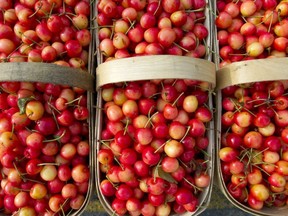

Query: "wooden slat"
(96, 55), (216, 89)
(217, 58), (288, 90)
(0, 62), (95, 92)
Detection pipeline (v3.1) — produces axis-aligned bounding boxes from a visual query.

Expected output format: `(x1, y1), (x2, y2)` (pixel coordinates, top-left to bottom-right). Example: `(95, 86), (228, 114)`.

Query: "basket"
(215, 57), (288, 216)
(94, 0), (214, 65)
(95, 55), (216, 216)
(0, 0), (97, 212)
(0, 62), (95, 215)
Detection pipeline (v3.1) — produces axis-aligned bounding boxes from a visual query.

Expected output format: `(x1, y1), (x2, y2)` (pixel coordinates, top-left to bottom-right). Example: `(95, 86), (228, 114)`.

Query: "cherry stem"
(29, 2), (42, 18)
(13, 162), (26, 179)
(114, 156), (124, 170)
(37, 163), (60, 166)
(48, 102), (61, 114)
(66, 209), (74, 216)
(123, 119), (130, 135)
(56, 198), (70, 216)
(65, 12), (77, 17)
(48, 2), (55, 18)
(7, 43), (28, 60)
(20, 33), (42, 46)
(267, 11), (274, 33)
(194, 16), (206, 23)
(232, 182), (243, 191)
(252, 147), (269, 159)
(60, 0), (66, 15)
(228, 53), (247, 56)
(252, 164), (271, 176)
(105, 176), (119, 189)
(199, 149), (210, 158)
(59, 50), (68, 56)
(195, 84), (215, 95)
(239, 149), (250, 162)
(178, 158), (189, 168)
(271, 189), (288, 197)
(154, 139), (170, 153)
(96, 25), (114, 28)
(180, 126), (191, 143)
(148, 111), (159, 128)
(186, 7), (205, 13)
(154, 0), (162, 16)
(144, 106), (156, 128)
(14, 164), (44, 184)
(100, 139), (114, 143)
(153, 156), (163, 182)
(172, 92), (184, 107)
(24, 177), (45, 184)
(65, 96), (83, 106)
(43, 130), (66, 143)
(0, 86), (14, 94)
(16, 188), (30, 192)
(229, 98), (243, 113)
(100, 140), (121, 156)
(183, 177), (203, 193)
(65, 14), (80, 31)
(173, 42), (189, 53)
(10, 123), (15, 139)
(125, 20), (136, 35)
(52, 105), (60, 130)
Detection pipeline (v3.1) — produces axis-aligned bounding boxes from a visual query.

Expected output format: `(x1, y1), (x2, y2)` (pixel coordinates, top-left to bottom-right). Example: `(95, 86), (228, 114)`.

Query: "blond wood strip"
(216, 58), (288, 90)
(0, 62), (95, 92)
(96, 55), (216, 89)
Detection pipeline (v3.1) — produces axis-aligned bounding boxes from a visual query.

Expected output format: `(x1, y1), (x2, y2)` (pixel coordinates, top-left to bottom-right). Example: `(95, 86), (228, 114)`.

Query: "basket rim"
(216, 57), (288, 90)
(0, 62), (95, 92)
(96, 55), (216, 90)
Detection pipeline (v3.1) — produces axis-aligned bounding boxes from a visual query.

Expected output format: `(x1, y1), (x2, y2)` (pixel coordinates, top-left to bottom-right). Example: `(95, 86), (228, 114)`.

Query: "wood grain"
(96, 55), (216, 90)
(216, 58), (288, 90)
(0, 62), (95, 92)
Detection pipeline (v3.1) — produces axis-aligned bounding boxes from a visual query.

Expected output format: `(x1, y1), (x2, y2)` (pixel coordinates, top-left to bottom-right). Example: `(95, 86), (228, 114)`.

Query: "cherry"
(175, 188), (194, 205)
(147, 177), (167, 195)
(100, 179), (116, 197)
(142, 146), (161, 166)
(148, 193), (166, 207)
(115, 184), (134, 201)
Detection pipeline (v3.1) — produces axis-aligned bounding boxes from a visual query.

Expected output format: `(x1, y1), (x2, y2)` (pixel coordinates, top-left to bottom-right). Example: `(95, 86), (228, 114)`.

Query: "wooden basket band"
(96, 55), (216, 89)
(0, 62), (95, 92)
(216, 58), (288, 90)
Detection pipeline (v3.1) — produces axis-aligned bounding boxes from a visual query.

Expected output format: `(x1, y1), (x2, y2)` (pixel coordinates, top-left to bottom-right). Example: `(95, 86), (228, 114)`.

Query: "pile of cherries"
(219, 80), (288, 210)
(0, 81), (90, 215)
(97, 0), (210, 61)
(98, 79), (212, 215)
(216, 0), (288, 68)
(0, 0), (93, 214)
(216, 0), (288, 211)
(0, 0), (91, 67)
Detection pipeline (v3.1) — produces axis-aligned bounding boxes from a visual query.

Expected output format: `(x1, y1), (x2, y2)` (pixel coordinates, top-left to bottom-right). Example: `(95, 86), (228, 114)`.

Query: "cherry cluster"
(98, 79), (212, 215)
(0, 0), (91, 67)
(216, 0), (288, 68)
(220, 80), (288, 210)
(97, 0), (210, 61)
(0, 81), (90, 215)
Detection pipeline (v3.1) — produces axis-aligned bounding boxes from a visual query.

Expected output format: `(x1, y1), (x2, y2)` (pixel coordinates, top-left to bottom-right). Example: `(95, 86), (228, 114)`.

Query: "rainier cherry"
(98, 79), (212, 215)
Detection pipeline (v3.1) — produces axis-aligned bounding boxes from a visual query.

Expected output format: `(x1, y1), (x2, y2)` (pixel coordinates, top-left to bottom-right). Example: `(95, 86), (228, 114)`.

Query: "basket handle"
(216, 58), (288, 90)
(96, 55), (216, 90)
(0, 62), (95, 92)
